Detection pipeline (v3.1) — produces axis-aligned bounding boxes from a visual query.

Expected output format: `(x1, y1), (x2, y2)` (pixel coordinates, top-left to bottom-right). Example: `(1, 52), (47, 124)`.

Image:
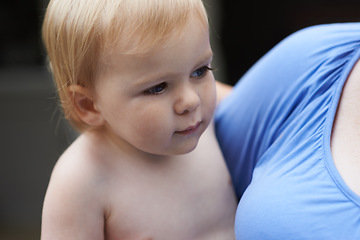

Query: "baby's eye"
(144, 82), (168, 95)
(191, 66), (213, 78)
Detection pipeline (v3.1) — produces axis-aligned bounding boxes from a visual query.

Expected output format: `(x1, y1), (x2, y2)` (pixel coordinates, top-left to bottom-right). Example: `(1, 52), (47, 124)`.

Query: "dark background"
(1, 1), (360, 239)
(217, 0), (360, 85)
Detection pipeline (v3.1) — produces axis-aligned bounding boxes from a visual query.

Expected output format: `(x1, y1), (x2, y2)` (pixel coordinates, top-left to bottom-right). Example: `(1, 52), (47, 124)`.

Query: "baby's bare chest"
(103, 138), (237, 239)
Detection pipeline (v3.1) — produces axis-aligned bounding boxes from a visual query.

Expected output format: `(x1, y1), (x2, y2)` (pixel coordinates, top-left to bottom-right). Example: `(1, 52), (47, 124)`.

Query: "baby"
(41, 0), (236, 239)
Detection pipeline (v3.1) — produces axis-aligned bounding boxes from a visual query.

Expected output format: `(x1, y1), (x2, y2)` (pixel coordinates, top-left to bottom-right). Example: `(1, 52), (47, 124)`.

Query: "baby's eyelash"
(203, 66), (215, 72)
(191, 66), (215, 78)
(143, 82), (168, 96)
(143, 66), (214, 96)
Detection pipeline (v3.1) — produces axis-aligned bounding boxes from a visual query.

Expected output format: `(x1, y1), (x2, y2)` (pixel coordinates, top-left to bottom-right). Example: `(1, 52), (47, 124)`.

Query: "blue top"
(215, 23), (360, 239)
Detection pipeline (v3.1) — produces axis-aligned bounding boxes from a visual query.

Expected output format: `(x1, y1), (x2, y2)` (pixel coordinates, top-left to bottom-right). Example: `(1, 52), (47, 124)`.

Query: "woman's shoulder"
(274, 23), (360, 57)
(283, 22), (360, 41)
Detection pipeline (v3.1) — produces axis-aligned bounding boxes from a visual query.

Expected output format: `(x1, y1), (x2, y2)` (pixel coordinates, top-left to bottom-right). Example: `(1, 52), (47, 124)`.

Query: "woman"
(215, 23), (360, 239)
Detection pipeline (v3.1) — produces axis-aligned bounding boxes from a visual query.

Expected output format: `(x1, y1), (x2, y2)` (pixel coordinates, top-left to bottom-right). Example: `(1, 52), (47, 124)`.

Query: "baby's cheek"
(204, 84), (217, 112)
(135, 118), (169, 143)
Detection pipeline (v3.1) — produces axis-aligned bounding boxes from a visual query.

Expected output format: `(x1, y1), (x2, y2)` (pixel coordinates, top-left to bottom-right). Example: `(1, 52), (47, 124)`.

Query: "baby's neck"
(84, 129), (181, 165)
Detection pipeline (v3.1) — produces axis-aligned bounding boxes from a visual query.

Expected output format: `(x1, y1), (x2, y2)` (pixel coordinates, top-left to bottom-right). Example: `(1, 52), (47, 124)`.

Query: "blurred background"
(1, 0), (360, 239)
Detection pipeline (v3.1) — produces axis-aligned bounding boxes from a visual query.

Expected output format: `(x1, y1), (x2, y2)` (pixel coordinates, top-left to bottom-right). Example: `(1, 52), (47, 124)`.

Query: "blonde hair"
(42, 0), (209, 132)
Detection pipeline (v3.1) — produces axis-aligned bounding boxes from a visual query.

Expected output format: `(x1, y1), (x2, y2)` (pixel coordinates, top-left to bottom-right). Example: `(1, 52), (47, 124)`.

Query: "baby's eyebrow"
(133, 71), (176, 88)
(133, 51), (214, 87)
(196, 51), (214, 67)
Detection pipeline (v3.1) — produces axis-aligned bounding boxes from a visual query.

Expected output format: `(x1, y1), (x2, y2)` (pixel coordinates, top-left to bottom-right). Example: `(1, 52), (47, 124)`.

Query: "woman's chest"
(235, 149), (360, 240)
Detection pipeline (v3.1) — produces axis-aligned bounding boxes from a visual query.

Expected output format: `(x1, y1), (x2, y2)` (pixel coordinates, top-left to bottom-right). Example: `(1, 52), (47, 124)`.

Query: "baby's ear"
(68, 85), (105, 127)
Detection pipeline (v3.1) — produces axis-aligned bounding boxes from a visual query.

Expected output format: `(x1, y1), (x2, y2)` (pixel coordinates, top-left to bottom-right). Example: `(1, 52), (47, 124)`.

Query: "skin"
(41, 17), (237, 240)
(331, 58), (360, 196)
(92, 25), (216, 157)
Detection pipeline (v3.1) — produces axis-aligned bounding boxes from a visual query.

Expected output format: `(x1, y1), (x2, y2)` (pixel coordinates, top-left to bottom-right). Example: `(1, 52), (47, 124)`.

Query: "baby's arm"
(216, 81), (233, 104)
(41, 158), (106, 240)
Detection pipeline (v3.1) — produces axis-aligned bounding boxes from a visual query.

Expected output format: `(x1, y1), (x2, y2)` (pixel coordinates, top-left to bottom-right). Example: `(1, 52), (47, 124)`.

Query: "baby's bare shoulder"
(52, 134), (108, 185)
(41, 133), (113, 239)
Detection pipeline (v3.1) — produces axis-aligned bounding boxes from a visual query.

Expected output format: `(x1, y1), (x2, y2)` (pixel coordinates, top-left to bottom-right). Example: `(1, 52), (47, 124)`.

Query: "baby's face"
(92, 18), (216, 156)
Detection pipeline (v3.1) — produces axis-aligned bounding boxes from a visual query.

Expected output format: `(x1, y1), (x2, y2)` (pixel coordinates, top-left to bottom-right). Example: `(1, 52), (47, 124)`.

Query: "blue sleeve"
(215, 23), (360, 198)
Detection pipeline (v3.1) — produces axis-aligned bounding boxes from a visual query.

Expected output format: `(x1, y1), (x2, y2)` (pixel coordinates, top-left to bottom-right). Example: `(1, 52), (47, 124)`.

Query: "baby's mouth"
(175, 121), (201, 135)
